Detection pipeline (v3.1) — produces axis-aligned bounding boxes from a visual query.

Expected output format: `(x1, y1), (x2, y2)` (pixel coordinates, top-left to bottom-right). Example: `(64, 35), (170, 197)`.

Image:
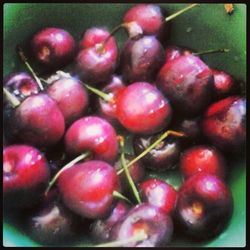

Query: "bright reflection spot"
(85, 124), (102, 137)
(55, 33), (64, 42)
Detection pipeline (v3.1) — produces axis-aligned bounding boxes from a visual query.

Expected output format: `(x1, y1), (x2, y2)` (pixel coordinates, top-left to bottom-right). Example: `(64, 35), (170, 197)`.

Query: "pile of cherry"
(3, 4), (246, 247)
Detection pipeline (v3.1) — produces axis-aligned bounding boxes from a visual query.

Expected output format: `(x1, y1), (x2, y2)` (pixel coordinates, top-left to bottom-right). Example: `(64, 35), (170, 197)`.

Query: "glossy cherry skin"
(116, 82), (172, 134)
(156, 54), (214, 117)
(4, 72), (39, 102)
(64, 116), (118, 163)
(31, 27), (76, 68)
(47, 75), (89, 126)
(120, 36), (165, 83)
(77, 27), (118, 84)
(123, 4), (168, 41)
(10, 93), (65, 147)
(165, 46), (191, 63)
(133, 134), (181, 171)
(90, 201), (130, 243)
(202, 96), (246, 154)
(110, 203), (173, 247)
(180, 145), (226, 180)
(3, 145), (50, 209)
(139, 179), (178, 215)
(212, 69), (240, 100)
(114, 155), (145, 192)
(175, 173), (233, 240)
(96, 75), (125, 125)
(58, 160), (120, 219)
(28, 198), (84, 245)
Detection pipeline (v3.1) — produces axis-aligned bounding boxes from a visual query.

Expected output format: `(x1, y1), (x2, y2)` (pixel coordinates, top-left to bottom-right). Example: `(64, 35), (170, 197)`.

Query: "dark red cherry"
(133, 134), (181, 171)
(180, 145), (226, 180)
(114, 155), (145, 191)
(3, 145), (50, 208)
(212, 69), (240, 100)
(110, 203), (173, 247)
(116, 82), (172, 134)
(77, 27), (118, 84)
(9, 93), (65, 147)
(90, 201), (130, 243)
(64, 116), (118, 163)
(31, 27), (76, 68)
(58, 160), (120, 219)
(28, 199), (84, 245)
(139, 179), (178, 215)
(164, 46), (191, 63)
(202, 96), (246, 154)
(4, 72), (39, 102)
(175, 173), (233, 240)
(156, 54), (214, 117)
(96, 75), (125, 125)
(46, 74), (89, 125)
(120, 35), (165, 83)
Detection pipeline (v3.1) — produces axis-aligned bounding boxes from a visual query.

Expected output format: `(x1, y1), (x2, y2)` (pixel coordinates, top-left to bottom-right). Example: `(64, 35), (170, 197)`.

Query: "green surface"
(3, 3), (246, 247)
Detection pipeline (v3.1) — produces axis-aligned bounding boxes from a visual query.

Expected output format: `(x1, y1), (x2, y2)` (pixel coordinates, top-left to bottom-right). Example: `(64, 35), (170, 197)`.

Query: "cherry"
(165, 45), (191, 63)
(133, 133), (181, 171)
(120, 35), (165, 83)
(3, 145), (50, 209)
(139, 179), (178, 215)
(109, 203), (173, 247)
(90, 201), (130, 243)
(57, 160), (120, 219)
(180, 145), (226, 180)
(114, 155), (145, 192)
(31, 27), (76, 68)
(202, 96), (246, 154)
(116, 82), (172, 134)
(95, 75), (125, 125)
(4, 91), (65, 147)
(64, 116), (118, 163)
(77, 27), (118, 84)
(175, 173), (233, 240)
(3, 72), (39, 102)
(28, 197), (84, 245)
(46, 72), (89, 125)
(212, 69), (240, 100)
(156, 54), (214, 117)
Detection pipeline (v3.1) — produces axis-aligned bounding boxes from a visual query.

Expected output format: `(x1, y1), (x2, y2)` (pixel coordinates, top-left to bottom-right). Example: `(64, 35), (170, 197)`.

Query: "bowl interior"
(3, 3), (246, 247)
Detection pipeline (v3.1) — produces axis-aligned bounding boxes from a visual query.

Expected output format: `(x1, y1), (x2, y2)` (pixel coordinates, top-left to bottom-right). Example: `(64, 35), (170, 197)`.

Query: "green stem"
(3, 87), (21, 108)
(45, 151), (91, 195)
(165, 4), (199, 22)
(193, 48), (230, 56)
(112, 191), (133, 205)
(83, 83), (113, 102)
(117, 130), (185, 176)
(95, 231), (147, 247)
(16, 45), (44, 91)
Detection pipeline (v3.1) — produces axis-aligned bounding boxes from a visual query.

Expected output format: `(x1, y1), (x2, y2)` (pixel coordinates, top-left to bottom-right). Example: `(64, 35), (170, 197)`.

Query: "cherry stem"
(83, 83), (113, 102)
(165, 3), (199, 23)
(193, 48), (230, 56)
(16, 45), (44, 91)
(113, 190), (133, 205)
(117, 130), (185, 175)
(95, 231), (147, 247)
(3, 87), (21, 108)
(118, 136), (142, 204)
(45, 151), (91, 195)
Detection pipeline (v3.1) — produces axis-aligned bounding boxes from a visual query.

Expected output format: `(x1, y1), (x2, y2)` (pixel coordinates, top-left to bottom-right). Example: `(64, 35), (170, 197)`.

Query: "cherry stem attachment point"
(16, 45), (44, 91)
(3, 87), (21, 108)
(95, 231), (148, 247)
(45, 151), (91, 195)
(117, 130), (185, 175)
(113, 190), (133, 205)
(84, 83), (113, 102)
(193, 48), (230, 56)
(165, 4), (199, 23)
(118, 136), (142, 204)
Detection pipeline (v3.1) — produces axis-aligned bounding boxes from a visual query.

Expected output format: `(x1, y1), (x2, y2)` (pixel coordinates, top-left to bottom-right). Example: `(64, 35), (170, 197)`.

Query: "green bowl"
(3, 3), (246, 247)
